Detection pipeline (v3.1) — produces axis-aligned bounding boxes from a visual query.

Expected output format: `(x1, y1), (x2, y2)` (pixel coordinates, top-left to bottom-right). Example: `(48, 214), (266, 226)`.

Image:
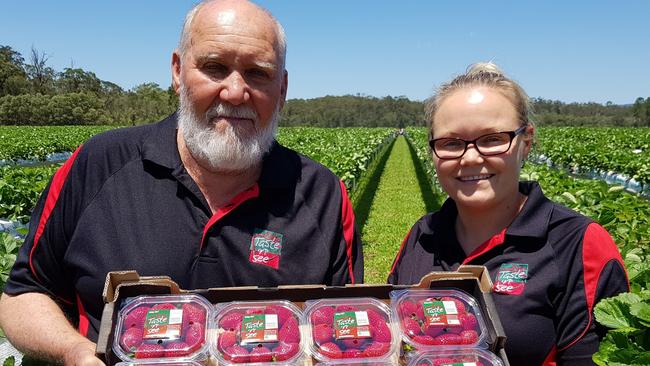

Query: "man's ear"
(171, 50), (182, 94)
(279, 70), (288, 110)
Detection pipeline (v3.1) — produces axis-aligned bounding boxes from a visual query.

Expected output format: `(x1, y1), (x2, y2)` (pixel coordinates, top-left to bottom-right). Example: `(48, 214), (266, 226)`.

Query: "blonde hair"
(425, 62), (534, 136)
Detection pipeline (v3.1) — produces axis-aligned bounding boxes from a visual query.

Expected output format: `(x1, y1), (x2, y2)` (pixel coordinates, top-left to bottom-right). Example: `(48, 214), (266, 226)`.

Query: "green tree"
(0, 45), (29, 96)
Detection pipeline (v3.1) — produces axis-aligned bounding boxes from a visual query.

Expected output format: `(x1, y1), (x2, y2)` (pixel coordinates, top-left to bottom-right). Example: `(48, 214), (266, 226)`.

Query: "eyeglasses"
(429, 125), (527, 160)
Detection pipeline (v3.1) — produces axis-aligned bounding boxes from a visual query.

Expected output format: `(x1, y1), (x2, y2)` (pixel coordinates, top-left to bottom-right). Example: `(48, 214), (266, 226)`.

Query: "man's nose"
(219, 71), (250, 105)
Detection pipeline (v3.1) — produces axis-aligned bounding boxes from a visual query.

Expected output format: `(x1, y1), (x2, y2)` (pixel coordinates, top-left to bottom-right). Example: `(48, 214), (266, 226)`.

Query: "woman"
(388, 63), (628, 365)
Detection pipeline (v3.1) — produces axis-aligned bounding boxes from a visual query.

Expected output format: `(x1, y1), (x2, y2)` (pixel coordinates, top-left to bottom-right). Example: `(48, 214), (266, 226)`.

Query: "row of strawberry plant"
(534, 127), (650, 186)
(0, 125), (115, 163)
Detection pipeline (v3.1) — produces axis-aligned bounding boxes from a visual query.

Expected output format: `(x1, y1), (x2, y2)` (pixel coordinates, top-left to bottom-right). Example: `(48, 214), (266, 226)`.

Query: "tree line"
(1, 45), (648, 127)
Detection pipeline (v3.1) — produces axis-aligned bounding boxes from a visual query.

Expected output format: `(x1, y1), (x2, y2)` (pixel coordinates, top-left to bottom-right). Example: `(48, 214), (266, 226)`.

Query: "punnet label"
(240, 314), (279, 343)
(143, 309), (183, 339)
(334, 311), (371, 339)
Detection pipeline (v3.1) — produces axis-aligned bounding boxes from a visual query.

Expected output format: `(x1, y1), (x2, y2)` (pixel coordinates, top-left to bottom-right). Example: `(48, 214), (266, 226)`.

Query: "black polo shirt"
(388, 181), (628, 366)
(5, 113), (363, 342)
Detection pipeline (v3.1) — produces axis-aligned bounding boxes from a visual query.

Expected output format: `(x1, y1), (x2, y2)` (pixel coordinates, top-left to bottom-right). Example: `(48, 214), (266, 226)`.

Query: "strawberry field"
(1, 125), (650, 363)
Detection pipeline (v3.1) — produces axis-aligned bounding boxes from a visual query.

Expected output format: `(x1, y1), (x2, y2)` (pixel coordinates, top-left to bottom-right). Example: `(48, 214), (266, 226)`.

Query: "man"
(0, 1), (363, 364)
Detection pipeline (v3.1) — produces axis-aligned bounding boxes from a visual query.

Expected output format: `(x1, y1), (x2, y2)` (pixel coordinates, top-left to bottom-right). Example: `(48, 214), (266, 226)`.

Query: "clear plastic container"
(390, 289), (488, 351)
(210, 300), (305, 365)
(303, 297), (399, 363)
(407, 348), (504, 366)
(115, 362), (203, 366)
(112, 294), (212, 362)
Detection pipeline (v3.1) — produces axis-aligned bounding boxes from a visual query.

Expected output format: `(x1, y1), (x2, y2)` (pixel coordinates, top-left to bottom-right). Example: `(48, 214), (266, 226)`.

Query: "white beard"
(177, 85), (279, 172)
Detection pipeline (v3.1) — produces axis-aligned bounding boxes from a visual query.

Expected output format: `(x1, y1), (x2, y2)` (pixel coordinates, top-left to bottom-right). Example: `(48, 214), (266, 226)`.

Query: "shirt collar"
(141, 112), (183, 170)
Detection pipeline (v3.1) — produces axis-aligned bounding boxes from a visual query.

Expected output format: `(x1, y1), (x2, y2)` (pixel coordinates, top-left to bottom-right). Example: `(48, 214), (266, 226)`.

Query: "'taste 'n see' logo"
(249, 229), (284, 270)
(493, 263), (529, 295)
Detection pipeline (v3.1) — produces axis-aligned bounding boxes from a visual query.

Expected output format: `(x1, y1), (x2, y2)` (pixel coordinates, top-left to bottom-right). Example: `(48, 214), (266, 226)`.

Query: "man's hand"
(63, 341), (105, 366)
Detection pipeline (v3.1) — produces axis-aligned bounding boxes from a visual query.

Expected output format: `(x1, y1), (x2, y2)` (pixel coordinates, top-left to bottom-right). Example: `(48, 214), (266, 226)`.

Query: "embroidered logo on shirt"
(249, 229), (284, 270)
(493, 263), (528, 295)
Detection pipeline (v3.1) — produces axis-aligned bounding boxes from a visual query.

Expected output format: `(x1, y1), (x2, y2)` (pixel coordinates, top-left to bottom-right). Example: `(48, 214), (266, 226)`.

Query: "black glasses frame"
(429, 125), (528, 160)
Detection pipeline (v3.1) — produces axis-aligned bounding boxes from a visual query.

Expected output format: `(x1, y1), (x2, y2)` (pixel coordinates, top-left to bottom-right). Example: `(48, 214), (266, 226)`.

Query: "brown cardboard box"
(96, 265), (508, 365)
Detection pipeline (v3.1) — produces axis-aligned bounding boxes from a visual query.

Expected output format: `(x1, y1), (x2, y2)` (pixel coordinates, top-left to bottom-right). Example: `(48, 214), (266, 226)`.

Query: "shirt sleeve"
(4, 146), (85, 306)
(555, 223), (629, 363)
(329, 180), (363, 285)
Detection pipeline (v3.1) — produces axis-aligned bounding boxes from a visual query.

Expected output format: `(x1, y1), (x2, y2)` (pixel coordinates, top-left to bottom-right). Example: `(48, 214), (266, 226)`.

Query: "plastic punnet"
(303, 297), (399, 363)
(390, 289), (488, 351)
(210, 300), (305, 365)
(407, 348), (504, 366)
(112, 294), (212, 363)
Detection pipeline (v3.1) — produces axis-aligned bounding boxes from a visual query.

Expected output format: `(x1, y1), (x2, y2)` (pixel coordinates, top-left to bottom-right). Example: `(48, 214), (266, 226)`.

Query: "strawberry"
(311, 306), (335, 325)
(249, 345), (273, 363)
(340, 338), (368, 350)
(319, 342), (343, 359)
(441, 296), (466, 314)
(370, 321), (392, 343)
(245, 308), (265, 315)
(398, 300), (419, 320)
(432, 358), (457, 366)
(412, 334), (436, 345)
(183, 323), (204, 351)
(402, 317), (422, 337)
(218, 330), (237, 351)
(312, 323), (334, 345)
(460, 312), (478, 331)
(119, 327), (143, 351)
(278, 316), (300, 343)
(335, 305), (357, 312)
(123, 305), (151, 329)
(164, 341), (190, 357)
(423, 324), (445, 338)
(266, 305), (294, 327)
(460, 329), (479, 345)
(365, 309), (386, 324)
(181, 303), (206, 329)
(362, 341), (390, 358)
(219, 312), (244, 331)
(223, 345), (249, 363)
(342, 348), (364, 358)
(432, 333), (462, 345)
(415, 300), (426, 320)
(150, 303), (177, 311)
(272, 341), (300, 361)
(134, 343), (165, 358)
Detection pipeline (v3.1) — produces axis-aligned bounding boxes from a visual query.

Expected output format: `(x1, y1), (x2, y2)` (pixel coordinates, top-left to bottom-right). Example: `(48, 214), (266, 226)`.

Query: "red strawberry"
(266, 305), (294, 327)
(342, 348), (364, 358)
(432, 358), (457, 366)
(371, 321), (392, 343)
(460, 329), (479, 345)
(245, 308), (265, 315)
(272, 341), (300, 361)
(164, 341), (190, 357)
(398, 300), (419, 320)
(311, 306), (335, 325)
(340, 338), (368, 350)
(312, 323), (334, 345)
(150, 303), (177, 311)
(432, 333), (462, 345)
(402, 317), (422, 337)
(249, 345), (273, 362)
(219, 312), (244, 331)
(278, 316), (300, 343)
(134, 343), (165, 358)
(119, 327), (143, 351)
(441, 296), (466, 314)
(460, 312), (478, 331)
(415, 300), (426, 320)
(423, 324), (445, 338)
(218, 330), (237, 351)
(181, 303), (206, 329)
(123, 306), (151, 329)
(319, 342), (343, 359)
(362, 342), (390, 358)
(183, 323), (204, 351)
(365, 309), (386, 324)
(223, 345), (249, 363)
(412, 334), (436, 345)
(335, 305), (357, 312)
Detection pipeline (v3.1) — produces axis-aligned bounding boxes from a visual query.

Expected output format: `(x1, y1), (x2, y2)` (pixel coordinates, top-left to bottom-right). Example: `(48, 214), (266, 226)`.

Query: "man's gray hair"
(178, 0), (287, 71)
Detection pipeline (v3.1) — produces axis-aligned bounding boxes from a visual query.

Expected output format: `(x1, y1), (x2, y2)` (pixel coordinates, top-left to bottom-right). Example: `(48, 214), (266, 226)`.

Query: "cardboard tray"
(96, 265), (508, 365)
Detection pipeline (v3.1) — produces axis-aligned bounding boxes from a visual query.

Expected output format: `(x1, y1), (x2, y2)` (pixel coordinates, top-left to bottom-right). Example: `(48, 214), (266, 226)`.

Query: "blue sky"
(2, 1), (648, 104)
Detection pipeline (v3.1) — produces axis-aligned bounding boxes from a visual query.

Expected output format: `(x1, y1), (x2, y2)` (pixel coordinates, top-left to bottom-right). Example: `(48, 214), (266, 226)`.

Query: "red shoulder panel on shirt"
(28, 145), (83, 305)
(389, 228), (412, 277)
(339, 180), (356, 284)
